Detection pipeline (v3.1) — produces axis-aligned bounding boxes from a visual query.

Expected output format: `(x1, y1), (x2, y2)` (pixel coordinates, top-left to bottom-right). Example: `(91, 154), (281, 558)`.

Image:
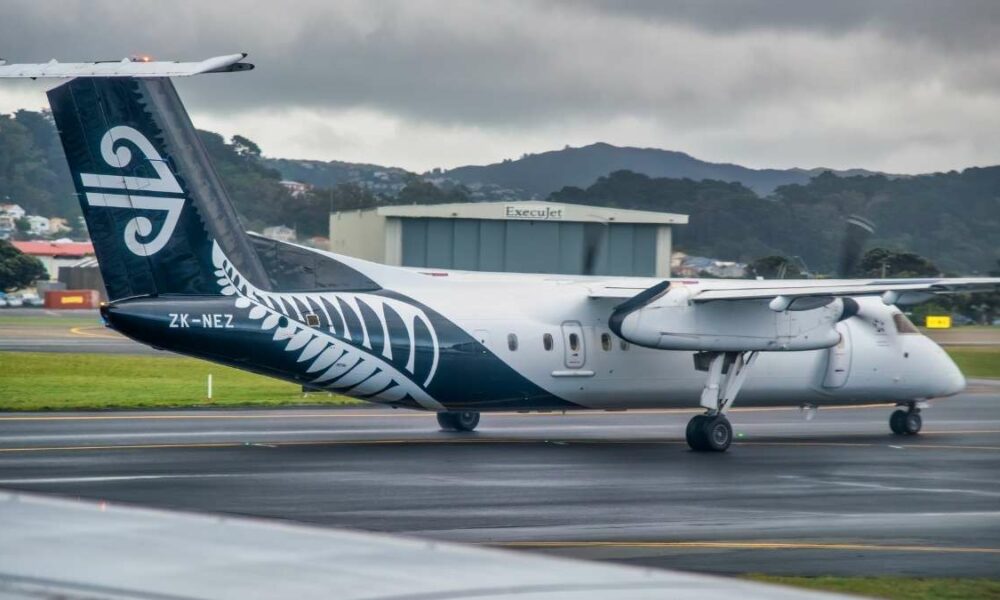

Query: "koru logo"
(79, 126), (185, 256)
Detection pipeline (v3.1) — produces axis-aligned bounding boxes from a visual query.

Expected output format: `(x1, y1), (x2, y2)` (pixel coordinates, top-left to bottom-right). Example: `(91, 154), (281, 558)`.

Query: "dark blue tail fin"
(48, 77), (268, 300)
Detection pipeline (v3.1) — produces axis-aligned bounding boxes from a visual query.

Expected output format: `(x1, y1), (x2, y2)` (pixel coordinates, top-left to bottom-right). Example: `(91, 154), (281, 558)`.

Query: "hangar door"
(400, 218), (658, 276)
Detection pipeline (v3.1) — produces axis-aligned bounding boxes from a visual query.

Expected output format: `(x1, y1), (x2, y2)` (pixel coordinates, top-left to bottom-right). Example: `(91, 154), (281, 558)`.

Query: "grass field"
(0, 352), (359, 411)
(747, 575), (1000, 599)
(0, 345), (996, 411)
(946, 347), (1000, 379)
(0, 314), (101, 329)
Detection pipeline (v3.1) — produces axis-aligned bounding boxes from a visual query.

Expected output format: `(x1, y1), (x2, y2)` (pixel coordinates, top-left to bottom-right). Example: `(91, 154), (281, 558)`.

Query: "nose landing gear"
(437, 410), (480, 432)
(890, 403), (922, 436)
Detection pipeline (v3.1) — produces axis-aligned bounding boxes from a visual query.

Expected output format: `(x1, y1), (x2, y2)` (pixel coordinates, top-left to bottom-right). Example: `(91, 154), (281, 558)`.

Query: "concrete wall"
(328, 210), (386, 263)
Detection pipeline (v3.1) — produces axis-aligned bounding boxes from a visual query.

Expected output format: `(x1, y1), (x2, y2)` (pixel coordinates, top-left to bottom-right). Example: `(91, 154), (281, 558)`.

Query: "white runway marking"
(779, 475), (1000, 498)
(0, 474), (238, 484)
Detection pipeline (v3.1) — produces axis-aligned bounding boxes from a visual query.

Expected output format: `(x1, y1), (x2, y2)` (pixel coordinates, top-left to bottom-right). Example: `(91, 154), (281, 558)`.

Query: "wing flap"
(692, 277), (1000, 302)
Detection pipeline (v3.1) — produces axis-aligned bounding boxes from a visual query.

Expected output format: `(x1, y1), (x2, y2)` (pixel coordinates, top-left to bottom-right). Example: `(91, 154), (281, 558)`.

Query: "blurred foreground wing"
(0, 490), (851, 599)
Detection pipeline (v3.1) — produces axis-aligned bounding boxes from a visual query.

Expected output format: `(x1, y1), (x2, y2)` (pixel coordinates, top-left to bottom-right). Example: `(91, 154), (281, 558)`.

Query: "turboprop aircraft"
(3, 54), (996, 452)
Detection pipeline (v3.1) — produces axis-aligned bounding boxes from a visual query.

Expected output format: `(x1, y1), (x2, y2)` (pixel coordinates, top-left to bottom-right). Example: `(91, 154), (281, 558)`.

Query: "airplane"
(2, 54), (996, 452)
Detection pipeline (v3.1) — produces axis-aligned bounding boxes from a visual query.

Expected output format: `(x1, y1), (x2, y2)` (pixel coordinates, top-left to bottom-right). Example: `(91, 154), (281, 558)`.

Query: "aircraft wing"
(687, 277), (1000, 303)
(590, 277), (1000, 303)
(0, 491), (850, 600)
(0, 53), (252, 78)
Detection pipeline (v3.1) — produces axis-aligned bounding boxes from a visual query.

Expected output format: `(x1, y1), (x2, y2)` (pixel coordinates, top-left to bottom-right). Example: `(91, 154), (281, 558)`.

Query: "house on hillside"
(262, 225), (296, 242)
(0, 203), (26, 239)
(671, 252), (747, 278)
(0, 203), (26, 220)
(280, 180), (311, 198)
(25, 215), (51, 236)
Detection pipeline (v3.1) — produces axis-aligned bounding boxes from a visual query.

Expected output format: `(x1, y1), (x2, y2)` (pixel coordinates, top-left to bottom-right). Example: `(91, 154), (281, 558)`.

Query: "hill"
(436, 142), (886, 197)
(551, 169), (1000, 274)
(264, 158), (415, 196)
(1, 110), (996, 275)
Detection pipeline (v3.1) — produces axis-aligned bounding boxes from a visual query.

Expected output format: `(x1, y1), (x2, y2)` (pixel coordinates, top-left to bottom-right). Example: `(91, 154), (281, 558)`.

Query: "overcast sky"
(2, 0), (999, 173)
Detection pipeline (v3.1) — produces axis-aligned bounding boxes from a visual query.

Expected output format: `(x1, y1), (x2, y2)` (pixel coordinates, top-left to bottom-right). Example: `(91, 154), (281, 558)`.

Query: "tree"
(0, 240), (47, 292)
(231, 135), (262, 159)
(747, 256), (802, 279)
(856, 248), (940, 278)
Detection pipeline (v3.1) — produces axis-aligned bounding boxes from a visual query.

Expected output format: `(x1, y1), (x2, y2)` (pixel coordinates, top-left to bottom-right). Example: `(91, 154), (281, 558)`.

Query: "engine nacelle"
(609, 286), (844, 352)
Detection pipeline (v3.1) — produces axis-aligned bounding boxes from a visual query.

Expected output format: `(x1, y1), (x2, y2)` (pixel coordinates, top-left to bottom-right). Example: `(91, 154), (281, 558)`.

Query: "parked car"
(21, 293), (43, 307)
(0, 293), (6, 308)
(951, 314), (975, 326)
(5, 294), (23, 308)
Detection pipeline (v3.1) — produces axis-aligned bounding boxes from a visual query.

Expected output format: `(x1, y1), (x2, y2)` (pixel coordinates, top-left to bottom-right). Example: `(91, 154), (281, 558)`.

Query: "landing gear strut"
(437, 410), (480, 432)
(889, 403), (922, 436)
(686, 351), (758, 452)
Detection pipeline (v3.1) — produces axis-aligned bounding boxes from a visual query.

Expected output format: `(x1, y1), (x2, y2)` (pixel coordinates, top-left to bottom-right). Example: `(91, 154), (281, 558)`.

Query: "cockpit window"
(892, 313), (921, 335)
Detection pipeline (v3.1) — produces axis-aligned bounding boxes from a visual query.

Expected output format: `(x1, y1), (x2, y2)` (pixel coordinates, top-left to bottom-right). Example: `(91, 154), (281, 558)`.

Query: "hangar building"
(328, 201), (687, 277)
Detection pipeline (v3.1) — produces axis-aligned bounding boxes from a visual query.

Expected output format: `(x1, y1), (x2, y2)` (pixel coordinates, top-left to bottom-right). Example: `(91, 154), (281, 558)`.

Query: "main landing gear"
(437, 410), (480, 432)
(686, 350), (759, 453)
(889, 403), (922, 436)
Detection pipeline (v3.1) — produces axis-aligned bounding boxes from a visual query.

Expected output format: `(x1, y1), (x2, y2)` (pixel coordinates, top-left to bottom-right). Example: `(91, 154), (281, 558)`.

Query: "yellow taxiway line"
(67, 326), (121, 340)
(491, 540), (1000, 555)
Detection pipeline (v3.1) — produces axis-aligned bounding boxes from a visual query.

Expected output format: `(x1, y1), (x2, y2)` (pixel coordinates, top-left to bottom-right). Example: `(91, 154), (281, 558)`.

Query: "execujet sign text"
(504, 205), (564, 221)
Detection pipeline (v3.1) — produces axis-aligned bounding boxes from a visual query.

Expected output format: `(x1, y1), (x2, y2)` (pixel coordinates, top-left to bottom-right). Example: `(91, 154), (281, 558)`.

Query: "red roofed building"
(12, 240), (95, 281)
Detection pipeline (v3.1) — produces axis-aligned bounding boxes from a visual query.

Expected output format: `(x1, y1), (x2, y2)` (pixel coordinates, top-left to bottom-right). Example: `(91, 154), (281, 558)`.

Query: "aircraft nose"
(929, 342), (966, 397)
(940, 355), (967, 396)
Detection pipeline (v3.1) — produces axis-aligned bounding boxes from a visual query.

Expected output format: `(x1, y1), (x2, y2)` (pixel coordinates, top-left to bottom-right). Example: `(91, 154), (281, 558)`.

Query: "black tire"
(437, 411), (480, 432)
(686, 415), (708, 451)
(436, 412), (458, 431)
(701, 416), (733, 452)
(903, 411), (922, 435)
(889, 409), (907, 435)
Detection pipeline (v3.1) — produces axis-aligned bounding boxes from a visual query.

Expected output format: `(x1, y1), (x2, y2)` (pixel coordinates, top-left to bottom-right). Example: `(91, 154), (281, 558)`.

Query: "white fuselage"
(335, 258), (967, 411)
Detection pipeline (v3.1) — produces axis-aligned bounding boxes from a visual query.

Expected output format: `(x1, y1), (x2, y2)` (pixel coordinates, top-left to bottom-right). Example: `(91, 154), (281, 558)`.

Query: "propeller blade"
(582, 222), (605, 276)
(838, 215), (876, 278)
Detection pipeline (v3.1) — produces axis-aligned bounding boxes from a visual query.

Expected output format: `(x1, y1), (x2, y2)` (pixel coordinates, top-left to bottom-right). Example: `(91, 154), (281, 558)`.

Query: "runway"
(1, 394), (998, 578)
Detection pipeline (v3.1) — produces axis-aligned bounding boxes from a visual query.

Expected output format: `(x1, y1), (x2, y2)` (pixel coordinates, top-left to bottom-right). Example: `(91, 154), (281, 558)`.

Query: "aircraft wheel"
(890, 409), (922, 435)
(701, 415), (733, 452)
(437, 411), (480, 432)
(685, 415), (709, 451)
(687, 414), (732, 452)
(889, 409), (907, 435)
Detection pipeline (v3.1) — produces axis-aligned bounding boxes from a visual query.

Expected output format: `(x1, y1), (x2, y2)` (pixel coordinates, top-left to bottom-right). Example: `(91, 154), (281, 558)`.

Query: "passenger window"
(569, 333), (579, 352)
(507, 333), (519, 351)
(601, 333), (612, 351)
(892, 313), (920, 335)
(620, 339), (630, 351)
(305, 313), (320, 327)
(543, 333), (553, 351)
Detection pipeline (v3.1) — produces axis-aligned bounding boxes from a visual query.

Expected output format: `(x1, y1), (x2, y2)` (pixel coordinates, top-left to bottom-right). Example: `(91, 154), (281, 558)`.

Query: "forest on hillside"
(551, 170), (1000, 274)
(1, 110), (997, 275)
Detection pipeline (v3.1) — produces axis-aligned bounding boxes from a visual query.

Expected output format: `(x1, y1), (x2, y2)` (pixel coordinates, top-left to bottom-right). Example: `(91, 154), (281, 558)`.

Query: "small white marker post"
(207, 373), (213, 400)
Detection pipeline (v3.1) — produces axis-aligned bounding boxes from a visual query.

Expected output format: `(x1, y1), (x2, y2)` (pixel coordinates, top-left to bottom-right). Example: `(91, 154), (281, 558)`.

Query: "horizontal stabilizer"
(0, 53), (252, 78)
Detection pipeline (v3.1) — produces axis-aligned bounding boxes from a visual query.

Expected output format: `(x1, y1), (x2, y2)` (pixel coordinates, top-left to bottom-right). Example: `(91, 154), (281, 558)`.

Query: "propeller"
(837, 215), (876, 278)
(835, 215), (875, 321)
(581, 222), (606, 276)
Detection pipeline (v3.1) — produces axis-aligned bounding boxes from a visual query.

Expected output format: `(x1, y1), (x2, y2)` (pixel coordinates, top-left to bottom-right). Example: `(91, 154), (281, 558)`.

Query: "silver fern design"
(211, 243), (444, 410)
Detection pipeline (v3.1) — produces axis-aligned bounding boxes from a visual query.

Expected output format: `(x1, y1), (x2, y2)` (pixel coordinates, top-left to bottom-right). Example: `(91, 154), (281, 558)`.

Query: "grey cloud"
(0, 0), (998, 172)
(569, 0), (1000, 51)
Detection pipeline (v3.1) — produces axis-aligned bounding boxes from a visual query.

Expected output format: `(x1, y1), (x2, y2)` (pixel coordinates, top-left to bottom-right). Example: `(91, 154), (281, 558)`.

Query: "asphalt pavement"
(1, 394), (998, 578)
